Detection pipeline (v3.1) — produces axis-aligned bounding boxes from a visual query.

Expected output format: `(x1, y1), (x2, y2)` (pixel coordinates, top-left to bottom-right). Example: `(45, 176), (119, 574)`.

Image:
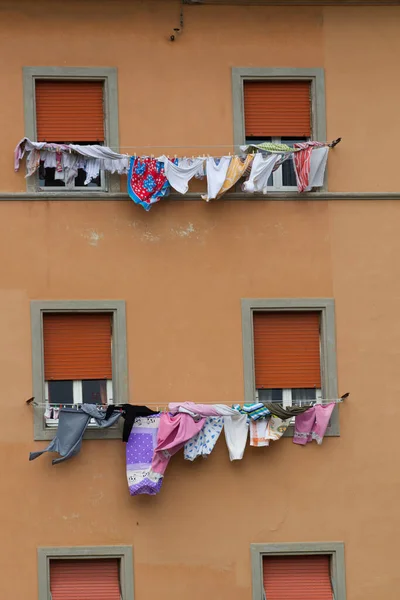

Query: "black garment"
(105, 404), (159, 442)
(263, 402), (312, 420)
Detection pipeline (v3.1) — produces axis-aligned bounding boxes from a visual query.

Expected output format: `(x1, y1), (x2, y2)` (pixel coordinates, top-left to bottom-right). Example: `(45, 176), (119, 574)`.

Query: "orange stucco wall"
(0, 2), (399, 600)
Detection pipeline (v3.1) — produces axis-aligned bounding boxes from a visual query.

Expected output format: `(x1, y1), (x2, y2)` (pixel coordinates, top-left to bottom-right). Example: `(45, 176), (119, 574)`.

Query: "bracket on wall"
(170, 0), (184, 41)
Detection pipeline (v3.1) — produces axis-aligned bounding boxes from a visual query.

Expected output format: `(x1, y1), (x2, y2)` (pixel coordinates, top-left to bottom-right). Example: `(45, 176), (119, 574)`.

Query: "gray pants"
(29, 404), (121, 464)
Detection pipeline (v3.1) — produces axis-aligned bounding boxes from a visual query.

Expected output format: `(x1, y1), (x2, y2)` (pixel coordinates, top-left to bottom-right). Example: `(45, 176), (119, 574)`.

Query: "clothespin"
(174, 154), (177, 159)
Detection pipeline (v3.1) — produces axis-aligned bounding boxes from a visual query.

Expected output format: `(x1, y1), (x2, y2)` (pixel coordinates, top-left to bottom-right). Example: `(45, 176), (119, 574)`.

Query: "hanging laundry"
(215, 155), (254, 199)
(84, 157), (101, 185)
(179, 157), (206, 179)
(126, 414), (162, 496)
(168, 402), (220, 416)
(240, 142), (293, 154)
(63, 153), (80, 186)
(160, 156), (205, 194)
(29, 404), (121, 464)
(105, 404), (159, 442)
(26, 149), (42, 177)
(127, 156), (171, 210)
(266, 415), (290, 441)
(233, 402), (270, 421)
(250, 419), (270, 447)
(44, 406), (53, 420)
(143, 413), (206, 493)
(201, 156), (232, 201)
(305, 146), (329, 191)
(242, 153), (281, 194)
(263, 402), (312, 420)
(293, 141), (325, 192)
(213, 404), (248, 461)
(293, 403), (335, 445)
(184, 416), (224, 461)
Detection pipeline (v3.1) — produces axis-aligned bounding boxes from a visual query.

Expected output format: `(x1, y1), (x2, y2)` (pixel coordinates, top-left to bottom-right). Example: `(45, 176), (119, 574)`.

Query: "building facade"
(0, 0), (399, 599)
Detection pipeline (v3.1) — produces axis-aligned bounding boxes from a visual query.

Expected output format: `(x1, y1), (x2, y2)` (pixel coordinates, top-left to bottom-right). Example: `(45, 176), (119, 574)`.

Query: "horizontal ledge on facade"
(1, 192), (400, 201)
(184, 1), (400, 5)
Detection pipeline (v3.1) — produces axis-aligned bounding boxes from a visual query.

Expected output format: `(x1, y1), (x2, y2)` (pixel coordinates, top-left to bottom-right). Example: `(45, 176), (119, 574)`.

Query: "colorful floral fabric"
(127, 157), (172, 210)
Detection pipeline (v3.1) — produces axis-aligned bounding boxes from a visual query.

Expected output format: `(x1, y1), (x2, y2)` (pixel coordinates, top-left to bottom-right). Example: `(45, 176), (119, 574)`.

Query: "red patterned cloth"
(127, 157), (170, 210)
(293, 141), (325, 192)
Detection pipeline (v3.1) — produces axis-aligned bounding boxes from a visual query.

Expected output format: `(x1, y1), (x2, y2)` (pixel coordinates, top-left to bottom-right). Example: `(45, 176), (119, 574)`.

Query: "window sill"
(34, 421), (123, 441)
(4, 191), (400, 201)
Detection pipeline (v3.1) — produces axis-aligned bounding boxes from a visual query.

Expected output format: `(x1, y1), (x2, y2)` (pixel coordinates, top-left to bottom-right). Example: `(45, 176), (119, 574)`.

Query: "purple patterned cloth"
(126, 414), (163, 496)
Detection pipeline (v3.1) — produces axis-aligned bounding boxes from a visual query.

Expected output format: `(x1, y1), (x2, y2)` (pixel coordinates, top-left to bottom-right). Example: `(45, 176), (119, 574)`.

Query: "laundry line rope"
(26, 393), (349, 409)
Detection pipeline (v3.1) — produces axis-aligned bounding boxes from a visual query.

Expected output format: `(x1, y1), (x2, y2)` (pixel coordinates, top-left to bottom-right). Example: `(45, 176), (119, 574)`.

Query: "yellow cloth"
(216, 155), (254, 199)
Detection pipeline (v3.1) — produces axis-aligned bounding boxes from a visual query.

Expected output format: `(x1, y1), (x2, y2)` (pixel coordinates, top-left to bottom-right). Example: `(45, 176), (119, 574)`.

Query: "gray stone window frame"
(232, 67), (327, 190)
(251, 542), (346, 600)
(241, 298), (339, 436)
(38, 545), (134, 600)
(31, 300), (128, 441)
(22, 66), (120, 194)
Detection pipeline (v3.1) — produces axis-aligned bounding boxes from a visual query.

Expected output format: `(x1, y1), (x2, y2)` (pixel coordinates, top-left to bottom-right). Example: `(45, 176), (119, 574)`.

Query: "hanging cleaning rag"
(293, 403), (335, 445)
(293, 141), (325, 192)
(184, 416), (224, 461)
(249, 419), (270, 447)
(304, 146), (329, 191)
(266, 416), (291, 441)
(127, 157), (171, 210)
(201, 156), (232, 201)
(126, 414), (162, 496)
(215, 155), (254, 199)
(145, 413), (206, 493)
(213, 404), (249, 461)
(242, 153), (281, 194)
(160, 156), (205, 194)
(29, 405), (121, 465)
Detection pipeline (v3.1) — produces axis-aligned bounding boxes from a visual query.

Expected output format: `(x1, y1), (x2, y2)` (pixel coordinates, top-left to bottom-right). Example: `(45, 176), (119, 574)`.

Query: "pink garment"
(168, 402), (220, 417)
(293, 403), (335, 445)
(151, 413), (206, 477)
(293, 141), (325, 192)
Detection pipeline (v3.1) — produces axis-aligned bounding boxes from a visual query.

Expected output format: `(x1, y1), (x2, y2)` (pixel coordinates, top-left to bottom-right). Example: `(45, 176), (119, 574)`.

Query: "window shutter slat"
(43, 313), (112, 380)
(263, 555), (333, 600)
(35, 80), (105, 142)
(244, 81), (311, 137)
(253, 311), (321, 389)
(50, 559), (120, 600)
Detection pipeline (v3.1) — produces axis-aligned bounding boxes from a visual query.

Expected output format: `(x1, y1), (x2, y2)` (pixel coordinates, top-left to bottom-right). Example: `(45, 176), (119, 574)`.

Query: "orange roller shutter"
(43, 313), (112, 380)
(244, 80), (311, 138)
(253, 311), (321, 389)
(50, 559), (121, 600)
(35, 80), (105, 142)
(263, 555), (333, 600)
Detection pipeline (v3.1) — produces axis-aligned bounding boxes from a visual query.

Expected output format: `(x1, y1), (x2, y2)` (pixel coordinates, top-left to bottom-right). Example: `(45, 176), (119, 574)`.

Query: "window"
(241, 299), (339, 435)
(31, 301), (128, 441)
(23, 67), (119, 193)
(251, 543), (346, 600)
(38, 546), (134, 600)
(232, 68), (326, 192)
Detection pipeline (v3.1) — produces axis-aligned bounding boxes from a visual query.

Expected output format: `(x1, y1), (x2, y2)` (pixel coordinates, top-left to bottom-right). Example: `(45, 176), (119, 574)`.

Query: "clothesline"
(27, 394), (349, 409)
(29, 395), (349, 493)
(14, 137), (340, 209)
